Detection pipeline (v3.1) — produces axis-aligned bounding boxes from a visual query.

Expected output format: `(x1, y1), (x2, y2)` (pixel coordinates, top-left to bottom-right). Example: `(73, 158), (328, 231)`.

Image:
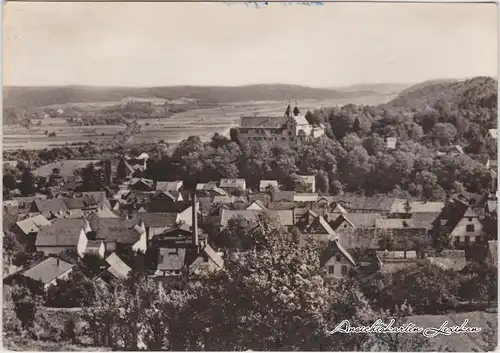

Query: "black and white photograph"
(2, 1), (498, 351)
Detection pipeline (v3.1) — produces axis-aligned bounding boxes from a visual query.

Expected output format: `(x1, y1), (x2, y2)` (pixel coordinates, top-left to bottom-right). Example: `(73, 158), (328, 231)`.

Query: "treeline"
(143, 132), (494, 200)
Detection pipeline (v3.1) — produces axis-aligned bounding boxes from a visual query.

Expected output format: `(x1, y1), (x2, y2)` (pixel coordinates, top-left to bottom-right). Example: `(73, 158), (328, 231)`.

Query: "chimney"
(192, 193), (198, 248)
(56, 258), (59, 266)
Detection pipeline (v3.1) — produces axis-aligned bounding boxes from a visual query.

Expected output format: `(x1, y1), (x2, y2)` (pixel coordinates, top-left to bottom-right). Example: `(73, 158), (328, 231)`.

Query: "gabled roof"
(488, 128), (498, 139)
(156, 181), (183, 192)
(390, 199), (445, 213)
(220, 209), (294, 227)
(240, 116), (288, 128)
(272, 191), (296, 202)
(320, 240), (356, 267)
(294, 193), (319, 202)
(247, 200), (268, 211)
(130, 212), (178, 228)
(90, 218), (142, 244)
(329, 213), (381, 229)
(213, 195), (248, 204)
(157, 248), (187, 271)
(106, 253), (131, 279)
(64, 196), (98, 210)
(219, 178), (246, 189)
(259, 180), (279, 189)
(92, 208), (119, 218)
(80, 191), (111, 209)
(33, 199), (68, 214)
(15, 215), (51, 235)
(297, 175), (315, 184)
(463, 207), (478, 218)
(330, 196), (395, 212)
(337, 228), (380, 249)
(375, 218), (415, 229)
(22, 257), (74, 285)
(36, 218), (87, 247)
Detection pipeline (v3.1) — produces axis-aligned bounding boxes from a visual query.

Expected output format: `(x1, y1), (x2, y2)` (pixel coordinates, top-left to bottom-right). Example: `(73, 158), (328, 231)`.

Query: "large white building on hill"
(238, 105), (324, 145)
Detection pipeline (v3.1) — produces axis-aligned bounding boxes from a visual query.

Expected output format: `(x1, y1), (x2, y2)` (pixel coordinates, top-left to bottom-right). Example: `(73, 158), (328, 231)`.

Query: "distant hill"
(333, 82), (412, 95)
(4, 84), (366, 108)
(386, 77), (497, 110)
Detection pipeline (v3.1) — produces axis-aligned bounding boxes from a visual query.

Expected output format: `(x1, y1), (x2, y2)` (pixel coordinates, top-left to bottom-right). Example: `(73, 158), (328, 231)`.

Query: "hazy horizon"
(4, 2), (497, 87)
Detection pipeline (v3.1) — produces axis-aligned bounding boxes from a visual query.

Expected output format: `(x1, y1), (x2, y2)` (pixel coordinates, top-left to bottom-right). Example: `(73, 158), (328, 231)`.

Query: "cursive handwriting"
(330, 319), (482, 338)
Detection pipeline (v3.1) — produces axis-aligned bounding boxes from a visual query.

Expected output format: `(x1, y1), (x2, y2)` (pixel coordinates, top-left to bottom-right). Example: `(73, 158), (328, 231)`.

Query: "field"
(32, 160), (102, 178)
(3, 94), (396, 150)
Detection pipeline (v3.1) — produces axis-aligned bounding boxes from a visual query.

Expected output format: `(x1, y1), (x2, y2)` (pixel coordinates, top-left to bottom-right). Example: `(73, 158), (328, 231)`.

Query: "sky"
(3, 2), (498, 87)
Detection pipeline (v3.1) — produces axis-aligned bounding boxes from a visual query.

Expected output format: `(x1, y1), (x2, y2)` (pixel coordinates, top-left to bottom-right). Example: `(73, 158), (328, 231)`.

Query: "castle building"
(238, 105), (324, 145)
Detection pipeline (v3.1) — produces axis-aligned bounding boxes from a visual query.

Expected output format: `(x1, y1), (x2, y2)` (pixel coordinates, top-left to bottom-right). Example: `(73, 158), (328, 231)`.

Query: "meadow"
(2, 93), (395, 150)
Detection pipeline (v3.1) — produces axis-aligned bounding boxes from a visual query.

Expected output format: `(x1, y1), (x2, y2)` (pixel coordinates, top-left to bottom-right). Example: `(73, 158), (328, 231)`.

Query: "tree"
(368, 304), (431, 351)
(404, 200), (412, 214)
(19, 169), (35, 196)
(432, 123), (457, 146)
(82, 163), (104, 191)
(11, 285), (36, 331)
(3, 173), (17, 190)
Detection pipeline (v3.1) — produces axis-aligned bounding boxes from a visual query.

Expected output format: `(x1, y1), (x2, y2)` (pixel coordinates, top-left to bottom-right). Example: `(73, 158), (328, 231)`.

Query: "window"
(344, 224), (348, 228)
(335, 255), (341, 262)
(475, 236), (482, 242)
(328, 266), (334, 274)
(203, 254), (209, 263)
(466, 224), (475, 232)
(465, 236), (470, 243)
(341, 265), (348, 275)
(468, 217), (473, 222)
(288, 131), (292, 136)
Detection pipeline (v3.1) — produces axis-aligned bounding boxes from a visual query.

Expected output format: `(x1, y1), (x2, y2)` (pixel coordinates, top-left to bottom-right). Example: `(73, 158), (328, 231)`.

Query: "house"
(79, 191), (112, 210)
(219, 178), (247, 193)
(129, 212), (178, 238)
(64, 196), (99, 215)
(486, 159), (498, 174)
(220, 209), (295, 228)
(329, 196), (395, 214)
(29, 199), (69, 219)
(12, 215), (51, 249)
(376, 250), (418, 273)
(427, 250), (467, 271)
(293, 193), (319, 203)
(389, 199), (444, 215)
(105, 253), (132, 280)
(156, 180), (183, 192)
(35, 218), (88, 254)
(375, 218), (416, 229)
(196, 183), (227, 198)
(212, 195), (248, 205)
(337, 228), (381, 250)
(487, 128), (498, 140)
(329, 213), (381, 231)
(321, 239), (356, 279)
(247, 200), (268, 211)
(238, 105), (324, 145)
(386, 137), (397, 149)
(259, 180), (279, 192)
(487, 241), (498, 266)
(434, 200), (485, 247)
(296, 175), (315, 193)
(130, 178), (155, 191)
(299, 213), (338, 242)
(117, 154), (148, 180)
(272, 191), (296, 202)
(152, 196), (223, 277)
(18, 257), (75, 291)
